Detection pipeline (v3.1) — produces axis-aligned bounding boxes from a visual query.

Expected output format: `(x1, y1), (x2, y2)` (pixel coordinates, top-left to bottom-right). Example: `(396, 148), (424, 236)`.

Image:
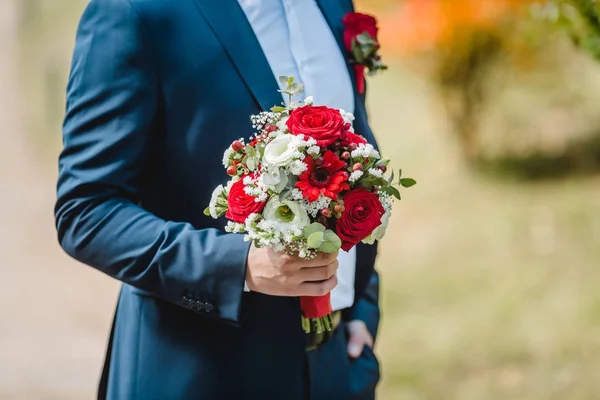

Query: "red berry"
(378, 165), (387, 173)
(265, 124), (277, 133)
(349, 143), (358, 151)
(226, 165), (237, 176)
(231, 140), (244, 152)
(341, 151), (351, 160)
(352, 163), (363, 171)
(334, 204), (343, 213)
(321, 208), (332, 218)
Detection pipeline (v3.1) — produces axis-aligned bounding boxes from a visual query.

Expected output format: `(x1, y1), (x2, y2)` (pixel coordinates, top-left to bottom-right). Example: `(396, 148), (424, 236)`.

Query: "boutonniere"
(342, 12), (387, 94)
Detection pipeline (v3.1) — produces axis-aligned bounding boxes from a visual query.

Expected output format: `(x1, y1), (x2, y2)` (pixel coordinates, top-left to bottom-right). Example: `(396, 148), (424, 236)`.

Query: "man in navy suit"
(56, 0), (381, 398)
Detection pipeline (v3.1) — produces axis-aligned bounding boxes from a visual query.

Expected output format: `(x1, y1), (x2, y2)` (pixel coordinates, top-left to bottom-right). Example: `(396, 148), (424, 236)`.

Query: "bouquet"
(205, 76), (415, 333)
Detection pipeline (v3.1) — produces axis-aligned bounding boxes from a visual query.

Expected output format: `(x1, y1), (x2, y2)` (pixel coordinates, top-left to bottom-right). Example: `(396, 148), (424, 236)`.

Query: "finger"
(296, 274), (338, 296)
(299, 251), (339, 269)
(298, 260), (338, 282)
(347, 333), (365, 359)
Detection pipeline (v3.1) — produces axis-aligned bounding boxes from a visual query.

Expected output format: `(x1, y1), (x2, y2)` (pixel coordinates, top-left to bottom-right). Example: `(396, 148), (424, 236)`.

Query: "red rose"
(225, 175), (266, 223)
(286, 105), (345, 147)
(342, 12), (379, 51)
(341, 130), (367, 148)
(336, 187), (385, 251)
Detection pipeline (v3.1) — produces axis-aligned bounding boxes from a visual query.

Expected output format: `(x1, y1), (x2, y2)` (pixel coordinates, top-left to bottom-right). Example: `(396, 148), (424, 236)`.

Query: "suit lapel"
(191, 0), (283, 111)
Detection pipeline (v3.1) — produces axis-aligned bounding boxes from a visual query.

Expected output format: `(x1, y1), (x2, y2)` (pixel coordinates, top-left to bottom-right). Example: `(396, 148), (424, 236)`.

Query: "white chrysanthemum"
(349, 170), (364, 183)
(299, 194), (333, 218)
(339, 109), (355, 124)
(289, 160), (308, 175)
(263, 197), (310, 230)
(222, 147), (234, 167)
(368, 168), (384, 178)
(264, 134), (302, 167)
(307, 145), (321, 155)
(363, 211), (391, 244)
(208, 184), (225, 219)
(351, 143), (380, 159)
(225, 221), (246, 234)
(276, 116), (289, 132)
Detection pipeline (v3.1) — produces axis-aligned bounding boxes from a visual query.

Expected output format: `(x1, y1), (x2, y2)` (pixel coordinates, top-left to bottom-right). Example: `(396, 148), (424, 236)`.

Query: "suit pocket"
(347, 344), (380, 400)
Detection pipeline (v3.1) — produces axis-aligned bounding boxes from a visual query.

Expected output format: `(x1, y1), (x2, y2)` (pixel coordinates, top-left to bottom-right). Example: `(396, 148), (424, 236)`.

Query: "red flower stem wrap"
(354, 64), (366, 94)
(300, 293), (332, 319)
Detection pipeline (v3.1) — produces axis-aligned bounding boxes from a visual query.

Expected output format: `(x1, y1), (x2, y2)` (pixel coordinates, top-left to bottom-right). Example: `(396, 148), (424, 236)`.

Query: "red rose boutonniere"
(342, 12), (388, 94)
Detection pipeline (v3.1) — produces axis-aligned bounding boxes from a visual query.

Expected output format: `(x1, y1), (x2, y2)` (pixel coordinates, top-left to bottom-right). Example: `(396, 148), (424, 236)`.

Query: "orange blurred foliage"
(355, 0), (534, 56)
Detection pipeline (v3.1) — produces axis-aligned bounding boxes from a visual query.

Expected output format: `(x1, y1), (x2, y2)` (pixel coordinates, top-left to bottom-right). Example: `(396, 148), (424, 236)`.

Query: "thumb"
(347, 333), (364, 359)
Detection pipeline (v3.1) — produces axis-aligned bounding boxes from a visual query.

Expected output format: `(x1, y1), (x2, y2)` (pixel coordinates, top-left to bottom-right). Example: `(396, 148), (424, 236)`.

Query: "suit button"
(204, 302), (214, 313)
(195, 300), (205, 311)
(181, 296), (192, 308)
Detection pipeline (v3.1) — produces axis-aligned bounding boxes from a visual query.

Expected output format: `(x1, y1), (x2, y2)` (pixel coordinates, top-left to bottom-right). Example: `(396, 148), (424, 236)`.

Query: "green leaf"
(400, 178), (417, 188)
(278, 76), (290, 86)
(203, 207), (212, 217)
(380, 185), (401, 200)
(287, 76), (295, 86)
(271, 106), (286, 113)
(318, 230), (342, 253)
(303, 222), (326, 239)
(388, 169), (395, 186)
(307, 231), (325, 249)
(398, 169), (403, 178)
(356, 32), (374, 45)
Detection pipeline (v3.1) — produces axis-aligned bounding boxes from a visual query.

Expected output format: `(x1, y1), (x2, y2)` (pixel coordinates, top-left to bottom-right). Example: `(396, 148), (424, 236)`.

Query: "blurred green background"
(2, 0), (600, 398)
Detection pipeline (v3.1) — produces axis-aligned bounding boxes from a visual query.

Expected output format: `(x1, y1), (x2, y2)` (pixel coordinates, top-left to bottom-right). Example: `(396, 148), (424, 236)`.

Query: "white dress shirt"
(238, 0), (357, 311)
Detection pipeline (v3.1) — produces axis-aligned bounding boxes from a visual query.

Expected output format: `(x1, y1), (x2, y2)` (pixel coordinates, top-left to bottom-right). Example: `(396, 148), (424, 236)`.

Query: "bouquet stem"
(300, 293), (333, 333)
(302, 313), (334, 334)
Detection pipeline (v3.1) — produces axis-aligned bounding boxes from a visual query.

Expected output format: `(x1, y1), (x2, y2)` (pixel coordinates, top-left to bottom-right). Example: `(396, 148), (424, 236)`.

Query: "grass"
(18, 3), (600, 398)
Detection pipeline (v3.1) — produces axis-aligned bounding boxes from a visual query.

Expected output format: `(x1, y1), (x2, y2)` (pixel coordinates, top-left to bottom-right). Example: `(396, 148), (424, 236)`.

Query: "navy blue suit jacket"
(56, 0), (381, 398)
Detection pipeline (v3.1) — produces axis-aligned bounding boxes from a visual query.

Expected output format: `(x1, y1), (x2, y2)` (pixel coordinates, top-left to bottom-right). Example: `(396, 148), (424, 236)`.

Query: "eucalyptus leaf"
(307, 231), (325, 249)
(289, 82), (304, 95)
(246, 157), (256, 171)
(245, 145), (256, 157)
(303, 222), (326, 239)
(356, 32), (372, 45)
(352, 41), (366, 64)
(203, 207), (211, 217)
(279, 76), (290, 86)
(318, 230), (342, 253)
(400, 178), (417, 188)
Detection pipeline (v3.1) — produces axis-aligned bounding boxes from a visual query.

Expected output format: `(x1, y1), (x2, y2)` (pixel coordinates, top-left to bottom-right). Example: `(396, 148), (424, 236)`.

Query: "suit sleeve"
(55, 0), (249, 325)
(347, 269), (380, 341)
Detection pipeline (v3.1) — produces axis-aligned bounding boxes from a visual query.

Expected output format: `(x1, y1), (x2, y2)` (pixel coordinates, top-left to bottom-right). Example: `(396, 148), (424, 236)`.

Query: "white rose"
(263, 197), (310, 230)
(264, 134), (298, 167)
(362, 211), (391, 244)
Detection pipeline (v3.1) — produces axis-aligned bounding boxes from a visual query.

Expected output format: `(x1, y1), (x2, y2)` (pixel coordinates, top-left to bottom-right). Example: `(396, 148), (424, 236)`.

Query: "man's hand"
(346, 320), (374, 358)
(246, 244), (339, 297)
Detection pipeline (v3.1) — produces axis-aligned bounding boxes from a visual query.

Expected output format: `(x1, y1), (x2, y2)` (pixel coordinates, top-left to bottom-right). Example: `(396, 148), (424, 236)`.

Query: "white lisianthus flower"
(362, 211), (391, 244)
(264, 134), (299, 167)
(263, 197), (310, 230)
(304, 96), (314, 105)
